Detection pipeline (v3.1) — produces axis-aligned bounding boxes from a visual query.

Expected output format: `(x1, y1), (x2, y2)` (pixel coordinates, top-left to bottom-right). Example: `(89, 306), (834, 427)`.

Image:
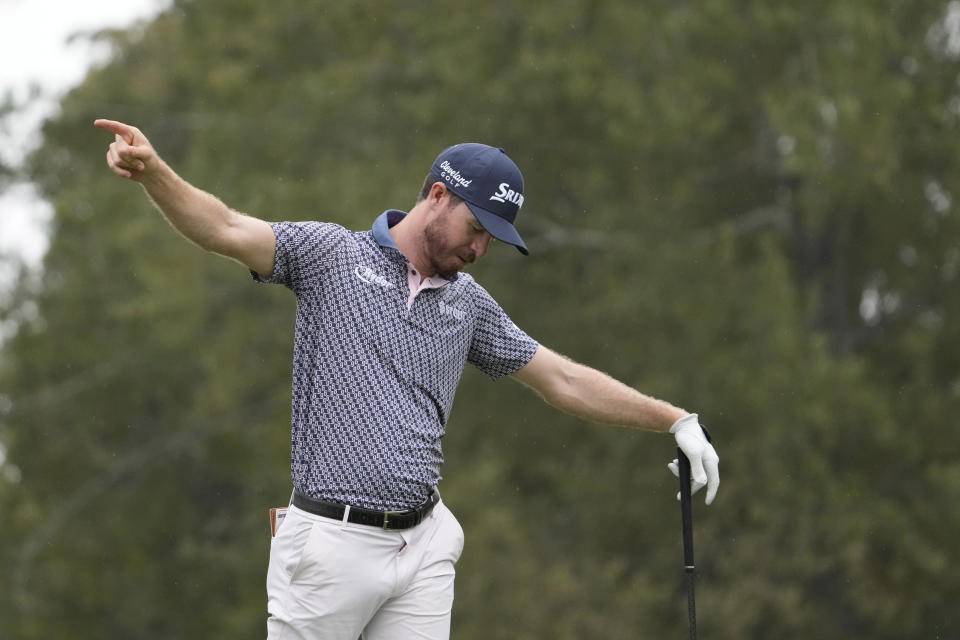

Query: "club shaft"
(678, 449), (698, 640)
(684, 569), (697, 640)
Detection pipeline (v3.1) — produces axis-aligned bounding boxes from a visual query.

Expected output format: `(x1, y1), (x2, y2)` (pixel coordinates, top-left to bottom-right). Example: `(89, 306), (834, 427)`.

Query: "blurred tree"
(1, 0), (958, 638)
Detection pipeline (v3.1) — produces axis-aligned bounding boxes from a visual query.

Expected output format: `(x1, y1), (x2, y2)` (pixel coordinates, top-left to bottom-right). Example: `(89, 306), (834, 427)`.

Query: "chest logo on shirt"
(438, 300), (466, 321)
(355, 265), (395, 290)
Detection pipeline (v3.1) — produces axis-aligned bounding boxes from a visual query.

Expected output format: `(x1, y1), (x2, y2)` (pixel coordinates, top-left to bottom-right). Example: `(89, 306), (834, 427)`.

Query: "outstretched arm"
(511, 345), (686, 431)
(94, 119), (276, 276)
(511, 345), (720, 503)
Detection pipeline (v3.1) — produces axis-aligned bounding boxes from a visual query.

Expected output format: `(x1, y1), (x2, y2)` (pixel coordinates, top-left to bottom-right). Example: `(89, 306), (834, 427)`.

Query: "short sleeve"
(467, 282), (539, 379)
(251, 221), (348, 292)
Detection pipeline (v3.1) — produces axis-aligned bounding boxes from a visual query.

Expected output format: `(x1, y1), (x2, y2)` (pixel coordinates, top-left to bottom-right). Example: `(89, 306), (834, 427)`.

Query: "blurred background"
(2, 1), (959, 638)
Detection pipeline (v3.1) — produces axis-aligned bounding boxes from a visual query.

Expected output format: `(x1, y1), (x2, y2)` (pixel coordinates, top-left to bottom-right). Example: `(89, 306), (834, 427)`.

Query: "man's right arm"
(94, 119), (276, 277)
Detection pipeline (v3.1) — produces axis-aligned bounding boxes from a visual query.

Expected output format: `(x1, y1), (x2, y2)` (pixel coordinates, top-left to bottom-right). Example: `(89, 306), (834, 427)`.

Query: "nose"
(472, 233), (492, 260)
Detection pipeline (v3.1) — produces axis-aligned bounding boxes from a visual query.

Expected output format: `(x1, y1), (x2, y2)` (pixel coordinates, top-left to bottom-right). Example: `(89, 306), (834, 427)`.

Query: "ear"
(427, 181), (448, 205)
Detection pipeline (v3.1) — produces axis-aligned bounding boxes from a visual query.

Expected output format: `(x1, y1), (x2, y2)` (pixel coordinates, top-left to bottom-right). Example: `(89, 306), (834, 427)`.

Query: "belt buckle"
(382, 510), (407, 530)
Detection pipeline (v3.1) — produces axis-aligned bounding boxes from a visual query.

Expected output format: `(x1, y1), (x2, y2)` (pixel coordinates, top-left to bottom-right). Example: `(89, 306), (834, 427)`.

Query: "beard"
(424, 215), (475, 279)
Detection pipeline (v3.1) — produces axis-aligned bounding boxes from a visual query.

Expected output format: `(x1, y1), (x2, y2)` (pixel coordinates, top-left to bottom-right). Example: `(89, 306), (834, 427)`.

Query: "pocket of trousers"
(287, 517), (349, 585)
(271, 508), (318, 584)
(438, 503), (465, 563)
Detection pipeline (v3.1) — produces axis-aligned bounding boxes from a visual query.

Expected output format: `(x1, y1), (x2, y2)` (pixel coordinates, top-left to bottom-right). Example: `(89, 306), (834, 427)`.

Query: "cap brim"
(465, 202), (529, 255)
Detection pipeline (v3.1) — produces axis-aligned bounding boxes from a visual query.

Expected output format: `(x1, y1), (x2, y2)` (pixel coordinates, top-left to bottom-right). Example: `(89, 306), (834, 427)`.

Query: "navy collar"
(371, 209), (407, 250)
(370, 210), (457, 282)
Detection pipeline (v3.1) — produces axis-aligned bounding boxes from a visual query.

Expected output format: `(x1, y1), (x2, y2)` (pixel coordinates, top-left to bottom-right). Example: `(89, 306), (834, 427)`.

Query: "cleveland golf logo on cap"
(438, 160), (472, 189)
(489, 183), (524, 207)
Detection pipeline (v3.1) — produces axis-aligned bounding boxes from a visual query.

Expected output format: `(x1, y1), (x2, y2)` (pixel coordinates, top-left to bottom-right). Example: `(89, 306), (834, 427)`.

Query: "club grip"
(678, 448), (695, 568)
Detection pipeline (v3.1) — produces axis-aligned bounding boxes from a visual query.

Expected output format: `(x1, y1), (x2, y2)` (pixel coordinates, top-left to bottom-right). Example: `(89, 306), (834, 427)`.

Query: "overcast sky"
(0, 0), (170, 279)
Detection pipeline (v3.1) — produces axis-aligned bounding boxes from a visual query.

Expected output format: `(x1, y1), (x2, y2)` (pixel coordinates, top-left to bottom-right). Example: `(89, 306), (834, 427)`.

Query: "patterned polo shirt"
(254, 210), (539, 510)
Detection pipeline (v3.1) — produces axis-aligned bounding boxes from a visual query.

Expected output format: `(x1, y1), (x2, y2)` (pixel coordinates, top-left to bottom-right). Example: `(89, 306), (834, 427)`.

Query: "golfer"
(95, 119), (720, 640)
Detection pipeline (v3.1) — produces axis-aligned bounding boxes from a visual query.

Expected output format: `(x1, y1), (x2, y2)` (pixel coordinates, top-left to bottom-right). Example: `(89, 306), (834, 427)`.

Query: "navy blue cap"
(430, 143), (529, 255)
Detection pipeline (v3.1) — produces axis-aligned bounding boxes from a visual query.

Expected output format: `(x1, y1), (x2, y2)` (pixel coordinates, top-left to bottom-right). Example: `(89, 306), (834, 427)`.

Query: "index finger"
(94, 119), (136, 143)
(688, 451), (708, 486)
(703, 455), (720, 505)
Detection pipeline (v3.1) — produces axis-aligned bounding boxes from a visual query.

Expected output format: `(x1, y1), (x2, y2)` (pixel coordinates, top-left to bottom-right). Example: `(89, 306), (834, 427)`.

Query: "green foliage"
(2, 1), (959, 638)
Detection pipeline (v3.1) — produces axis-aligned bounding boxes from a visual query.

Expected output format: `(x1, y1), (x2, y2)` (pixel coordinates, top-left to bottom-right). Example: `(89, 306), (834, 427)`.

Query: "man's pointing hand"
(94, 119), (158, 181)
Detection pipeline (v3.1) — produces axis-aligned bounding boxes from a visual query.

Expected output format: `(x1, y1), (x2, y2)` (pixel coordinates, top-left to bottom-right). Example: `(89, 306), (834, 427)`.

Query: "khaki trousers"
(266, 498), (464, 640)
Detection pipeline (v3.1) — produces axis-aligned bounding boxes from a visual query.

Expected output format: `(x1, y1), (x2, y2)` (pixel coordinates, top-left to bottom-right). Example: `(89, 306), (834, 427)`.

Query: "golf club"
(678, 449), (698, 640)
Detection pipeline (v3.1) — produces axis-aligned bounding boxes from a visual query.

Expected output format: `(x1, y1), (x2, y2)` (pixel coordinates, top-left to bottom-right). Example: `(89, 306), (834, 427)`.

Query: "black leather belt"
(292, 489), (440, 530)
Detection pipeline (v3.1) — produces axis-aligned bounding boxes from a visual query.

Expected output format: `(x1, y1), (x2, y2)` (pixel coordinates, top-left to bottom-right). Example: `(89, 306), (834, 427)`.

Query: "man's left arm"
(511, 345), (720, 504)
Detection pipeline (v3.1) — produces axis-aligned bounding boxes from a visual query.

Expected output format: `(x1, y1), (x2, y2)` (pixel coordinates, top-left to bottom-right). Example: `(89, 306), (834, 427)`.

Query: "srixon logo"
(489, 183), (524, 208)
(438, 300), (466, 320)
(355, 265), (394, 289)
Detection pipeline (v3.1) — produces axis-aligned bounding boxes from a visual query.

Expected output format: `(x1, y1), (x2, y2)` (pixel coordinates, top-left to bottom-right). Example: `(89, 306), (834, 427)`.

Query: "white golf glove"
(667, 413), (720, 505)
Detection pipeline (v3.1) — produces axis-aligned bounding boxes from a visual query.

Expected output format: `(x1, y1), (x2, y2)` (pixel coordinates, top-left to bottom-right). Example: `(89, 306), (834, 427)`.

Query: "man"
(95, 119), (720, 640)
